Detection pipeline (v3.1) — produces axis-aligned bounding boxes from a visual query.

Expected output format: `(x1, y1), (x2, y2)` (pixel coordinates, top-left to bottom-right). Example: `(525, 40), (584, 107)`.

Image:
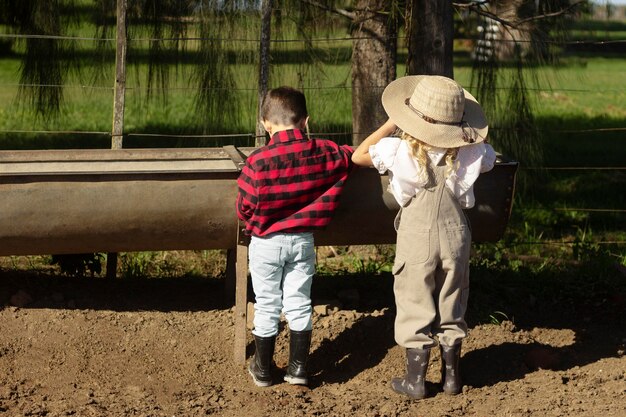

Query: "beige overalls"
(392, 159), (471, 350)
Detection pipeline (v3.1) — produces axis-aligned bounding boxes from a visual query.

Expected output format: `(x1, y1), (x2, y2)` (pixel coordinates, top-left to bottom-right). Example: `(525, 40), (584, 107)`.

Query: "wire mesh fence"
(0, 19), (624, 249)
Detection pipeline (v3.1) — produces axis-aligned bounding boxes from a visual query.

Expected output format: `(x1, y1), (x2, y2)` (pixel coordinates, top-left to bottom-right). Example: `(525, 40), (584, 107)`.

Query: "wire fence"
(1, 82), (625, 94)
(2, 31), (626, 46)
(1, 24), (624, 250)
(1, 32), (623, 136)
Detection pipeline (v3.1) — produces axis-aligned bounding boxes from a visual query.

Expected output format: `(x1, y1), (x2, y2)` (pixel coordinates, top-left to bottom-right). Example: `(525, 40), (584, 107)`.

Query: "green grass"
(0, 15), (624, 262)
(534, 58), (626, 119)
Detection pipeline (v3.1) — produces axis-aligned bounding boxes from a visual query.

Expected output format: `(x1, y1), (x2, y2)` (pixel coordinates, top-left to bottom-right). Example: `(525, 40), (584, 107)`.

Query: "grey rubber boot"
(440, 343), (462, 395)
(390, 348), (431, 400)
(283, 329), (311, 385)
(248, 334), (276, 387)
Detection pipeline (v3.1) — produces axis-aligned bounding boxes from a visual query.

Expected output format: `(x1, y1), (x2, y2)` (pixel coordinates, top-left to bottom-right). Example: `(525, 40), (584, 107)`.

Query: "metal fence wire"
(0, 27), (624, 247)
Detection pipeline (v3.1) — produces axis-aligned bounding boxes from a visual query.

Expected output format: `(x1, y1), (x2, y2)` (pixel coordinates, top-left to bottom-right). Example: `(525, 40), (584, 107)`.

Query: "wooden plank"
(222, 145), (246, 171)
(106, 252), (117, 279)
(111, 0), (127, 150)
(107, 0), (128, 277)
(224, 249), (236, 304)
(233, 222), (250, 366)
(0, 148), (233, 162)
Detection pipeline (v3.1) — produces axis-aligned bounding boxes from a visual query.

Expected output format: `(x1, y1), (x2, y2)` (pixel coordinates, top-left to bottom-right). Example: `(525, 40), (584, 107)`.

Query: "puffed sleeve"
(481, 143), (497, 173)
(449, 142), (496, 209)
(369, 136), (401, 174)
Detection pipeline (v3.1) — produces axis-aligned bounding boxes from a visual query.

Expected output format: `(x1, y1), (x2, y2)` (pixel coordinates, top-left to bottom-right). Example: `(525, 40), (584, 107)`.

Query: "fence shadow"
(0, 268), (229, 312)
(462, 323), (624, 389)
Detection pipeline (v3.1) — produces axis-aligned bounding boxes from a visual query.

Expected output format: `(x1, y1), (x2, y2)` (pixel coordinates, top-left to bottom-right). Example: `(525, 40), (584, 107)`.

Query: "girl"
(352, 75), (496, 399)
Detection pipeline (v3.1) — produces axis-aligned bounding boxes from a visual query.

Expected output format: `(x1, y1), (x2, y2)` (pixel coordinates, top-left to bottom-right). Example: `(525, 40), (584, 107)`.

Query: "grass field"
(0, 14), (624, 271)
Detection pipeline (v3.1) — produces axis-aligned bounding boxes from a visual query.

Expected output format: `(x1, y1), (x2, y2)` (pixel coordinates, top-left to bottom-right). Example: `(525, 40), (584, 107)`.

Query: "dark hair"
(261, 86), (308, 126)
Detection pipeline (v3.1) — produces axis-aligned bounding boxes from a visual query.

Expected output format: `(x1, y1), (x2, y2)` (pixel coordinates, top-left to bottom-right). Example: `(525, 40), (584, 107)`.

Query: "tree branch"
(453, 1), (586, 30)
(300, 0), (357, 20)
(453, 2), (517, 30)
(454, 0), (490, 6)
(516, 1), (587, 26)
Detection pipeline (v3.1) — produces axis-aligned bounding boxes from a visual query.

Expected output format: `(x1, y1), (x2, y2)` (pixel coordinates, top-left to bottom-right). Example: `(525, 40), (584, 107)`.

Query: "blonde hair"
(400, 130), (459, 184)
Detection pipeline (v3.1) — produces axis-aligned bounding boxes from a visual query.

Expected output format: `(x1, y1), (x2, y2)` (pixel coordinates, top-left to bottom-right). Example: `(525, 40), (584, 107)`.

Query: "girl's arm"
(351, 119), (397, 167)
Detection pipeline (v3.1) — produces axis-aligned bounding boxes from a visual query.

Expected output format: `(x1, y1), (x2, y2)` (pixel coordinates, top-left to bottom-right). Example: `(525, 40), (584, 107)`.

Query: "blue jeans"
(249, 232), (315, 338)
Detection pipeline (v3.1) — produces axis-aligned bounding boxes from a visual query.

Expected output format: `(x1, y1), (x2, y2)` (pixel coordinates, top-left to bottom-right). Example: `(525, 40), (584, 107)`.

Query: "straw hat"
(382, 75), (488, 148)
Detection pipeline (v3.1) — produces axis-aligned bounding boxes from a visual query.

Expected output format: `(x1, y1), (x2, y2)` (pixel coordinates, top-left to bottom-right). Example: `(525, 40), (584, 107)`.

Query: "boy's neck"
(263, 117), (308, 137)
(269, 124), (299, 136)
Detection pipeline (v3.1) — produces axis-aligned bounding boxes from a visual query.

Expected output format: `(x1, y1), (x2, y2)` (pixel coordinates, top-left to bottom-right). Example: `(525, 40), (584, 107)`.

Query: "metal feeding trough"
(0, 146), (518, 364)
(0, 147), (517, 254)
(0, 147), (247, 256)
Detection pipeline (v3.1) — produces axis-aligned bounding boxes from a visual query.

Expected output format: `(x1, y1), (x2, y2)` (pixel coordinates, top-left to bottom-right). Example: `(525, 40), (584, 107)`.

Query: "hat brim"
(382, 76), (488, 148)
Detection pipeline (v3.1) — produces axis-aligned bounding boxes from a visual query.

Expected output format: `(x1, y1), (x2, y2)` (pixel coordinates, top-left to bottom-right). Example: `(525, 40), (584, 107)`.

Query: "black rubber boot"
(248, 334), (276, 387)
(284, 329), (312, 385)
(390, 348), (431, 400)
(440, 343), (462, 395)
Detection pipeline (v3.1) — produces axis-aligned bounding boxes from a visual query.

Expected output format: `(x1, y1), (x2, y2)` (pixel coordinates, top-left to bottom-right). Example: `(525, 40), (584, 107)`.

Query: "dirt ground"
(0, 252), (625, 417)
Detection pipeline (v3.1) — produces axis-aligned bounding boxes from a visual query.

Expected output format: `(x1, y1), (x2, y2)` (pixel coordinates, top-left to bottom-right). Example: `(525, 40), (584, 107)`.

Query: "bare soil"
(0, 252), (625, 417)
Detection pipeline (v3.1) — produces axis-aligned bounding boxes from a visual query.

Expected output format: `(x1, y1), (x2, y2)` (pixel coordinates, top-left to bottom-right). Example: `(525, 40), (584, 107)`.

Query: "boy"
(236, 86), (354, 387)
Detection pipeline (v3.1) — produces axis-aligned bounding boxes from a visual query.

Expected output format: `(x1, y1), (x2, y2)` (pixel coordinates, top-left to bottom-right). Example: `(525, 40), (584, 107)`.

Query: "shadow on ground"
(1, 263), (624, 391)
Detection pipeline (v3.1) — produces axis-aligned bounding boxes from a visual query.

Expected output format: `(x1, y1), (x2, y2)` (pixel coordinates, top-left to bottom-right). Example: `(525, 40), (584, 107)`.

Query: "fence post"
(112, 0), (127, 150)
(234, 222), (251, 366)
(107, 0), (128, 279)
(256, 0), (272, 147)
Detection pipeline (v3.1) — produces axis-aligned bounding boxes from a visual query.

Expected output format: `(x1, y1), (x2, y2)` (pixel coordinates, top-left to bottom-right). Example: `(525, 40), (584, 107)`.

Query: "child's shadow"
(461, 324), (624, 388)
(307, 318), (624, 391)
(308, 310), (396, 387)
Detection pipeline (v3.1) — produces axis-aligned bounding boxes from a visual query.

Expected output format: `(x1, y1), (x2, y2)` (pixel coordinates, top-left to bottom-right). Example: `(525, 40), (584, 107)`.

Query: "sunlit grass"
(0, 15), (624, 251)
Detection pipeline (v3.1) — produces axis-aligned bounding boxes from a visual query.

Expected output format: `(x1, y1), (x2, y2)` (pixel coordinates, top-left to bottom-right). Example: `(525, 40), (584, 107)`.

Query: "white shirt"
(369, 137), (496, 208)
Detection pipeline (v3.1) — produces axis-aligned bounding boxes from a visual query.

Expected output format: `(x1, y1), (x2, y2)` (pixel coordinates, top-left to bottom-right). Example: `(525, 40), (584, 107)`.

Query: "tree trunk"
(405, 0), (453, 77)
(351, 0), (397, 145)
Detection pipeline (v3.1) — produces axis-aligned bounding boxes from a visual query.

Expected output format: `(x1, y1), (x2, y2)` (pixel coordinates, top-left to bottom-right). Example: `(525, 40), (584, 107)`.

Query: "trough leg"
(225, 249), (236, 303)
(106, 252), (118, 279)
(234, 224), (250, 366)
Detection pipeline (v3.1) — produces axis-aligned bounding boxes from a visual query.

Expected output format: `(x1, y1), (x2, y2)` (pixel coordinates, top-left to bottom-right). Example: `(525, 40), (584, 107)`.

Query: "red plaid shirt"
(237, 129), (354, 237)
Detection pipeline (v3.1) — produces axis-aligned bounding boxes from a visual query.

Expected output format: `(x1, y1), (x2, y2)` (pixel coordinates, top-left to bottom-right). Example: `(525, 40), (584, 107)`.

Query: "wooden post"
(256, 0), (272, 147)
(107, 0), (128, 279)
(225, 249), (236, 303)
(233, 222), (251, 366)
(224, 145), (247, 301)
(106, 253), (118, 280)
(112, 0), (128, 150)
